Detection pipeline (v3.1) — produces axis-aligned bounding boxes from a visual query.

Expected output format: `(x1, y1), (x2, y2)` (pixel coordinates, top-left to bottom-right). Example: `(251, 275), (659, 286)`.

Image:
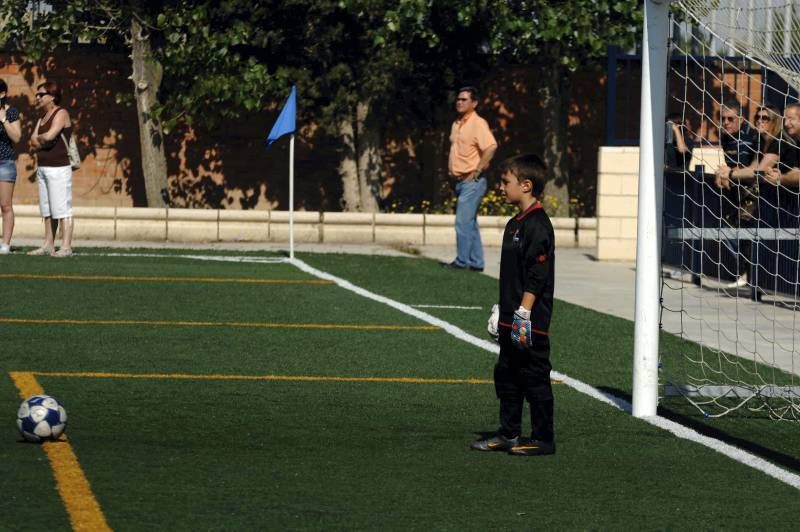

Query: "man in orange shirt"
(446, 86), (497, 272)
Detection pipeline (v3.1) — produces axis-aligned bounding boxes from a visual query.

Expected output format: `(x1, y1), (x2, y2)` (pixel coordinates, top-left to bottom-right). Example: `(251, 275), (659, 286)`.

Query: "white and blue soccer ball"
(17, 395), (67, 443)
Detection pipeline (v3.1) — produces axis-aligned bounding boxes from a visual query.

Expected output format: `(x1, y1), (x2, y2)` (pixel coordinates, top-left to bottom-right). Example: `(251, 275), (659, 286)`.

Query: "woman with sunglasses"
(715, 105), (782, 188)
(714, 104), (782, 288)
(0, 78), (21, 254)
(28, 81), (74, 257)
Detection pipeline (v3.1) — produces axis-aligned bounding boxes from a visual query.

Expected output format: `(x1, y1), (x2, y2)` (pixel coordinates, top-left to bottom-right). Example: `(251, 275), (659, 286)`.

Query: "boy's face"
(499, 169), (530, 205)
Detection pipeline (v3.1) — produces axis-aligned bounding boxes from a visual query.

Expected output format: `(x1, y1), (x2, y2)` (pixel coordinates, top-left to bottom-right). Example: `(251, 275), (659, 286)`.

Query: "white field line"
(43, 249), (800, 490)
(412, 304), (483, 310)
(290, 257), (800, 491)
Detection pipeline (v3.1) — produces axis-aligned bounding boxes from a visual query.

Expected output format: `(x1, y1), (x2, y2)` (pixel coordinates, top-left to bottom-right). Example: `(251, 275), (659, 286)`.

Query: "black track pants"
(494, 327), (554, 442)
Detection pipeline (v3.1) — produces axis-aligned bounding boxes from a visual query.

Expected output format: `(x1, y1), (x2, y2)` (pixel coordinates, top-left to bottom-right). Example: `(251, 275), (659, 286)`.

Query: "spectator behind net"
(715, 104), (781, 289)
(665, 112), (694, 172)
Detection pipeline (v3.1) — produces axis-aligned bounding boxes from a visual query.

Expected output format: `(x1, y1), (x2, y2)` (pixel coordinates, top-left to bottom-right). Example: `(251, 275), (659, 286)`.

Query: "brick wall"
(1, 49), (146, 207)
(0, 48), (607, 213)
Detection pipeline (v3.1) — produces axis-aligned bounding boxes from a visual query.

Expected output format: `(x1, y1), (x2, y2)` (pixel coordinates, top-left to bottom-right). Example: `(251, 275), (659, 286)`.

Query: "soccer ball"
(17, 395), (67, 443)
(487, 303), (500, 342)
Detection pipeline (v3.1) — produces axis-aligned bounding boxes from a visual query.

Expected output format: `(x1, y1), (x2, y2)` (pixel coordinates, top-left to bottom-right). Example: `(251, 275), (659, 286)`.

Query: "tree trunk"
(130, 16), (168, 208)
(338, 111), (360, 211)
(338, 101), (381, 212)
(538, 45), (571, 217)
(355, 100), (380, 212)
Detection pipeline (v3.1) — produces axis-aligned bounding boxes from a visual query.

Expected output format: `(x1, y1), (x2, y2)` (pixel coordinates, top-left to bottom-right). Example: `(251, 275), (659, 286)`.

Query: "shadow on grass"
(598, 386), (800, 474)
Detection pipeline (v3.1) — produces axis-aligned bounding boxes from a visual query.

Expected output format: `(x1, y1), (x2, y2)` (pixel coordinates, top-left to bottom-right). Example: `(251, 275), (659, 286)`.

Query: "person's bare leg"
(56, 217), (73, 256)
(0, 181), (14, 247)
(28, 217), (56, 255)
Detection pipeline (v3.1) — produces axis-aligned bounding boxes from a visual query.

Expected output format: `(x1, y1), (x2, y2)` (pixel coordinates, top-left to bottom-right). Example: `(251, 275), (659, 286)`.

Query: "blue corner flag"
(266, 86), (296, 147)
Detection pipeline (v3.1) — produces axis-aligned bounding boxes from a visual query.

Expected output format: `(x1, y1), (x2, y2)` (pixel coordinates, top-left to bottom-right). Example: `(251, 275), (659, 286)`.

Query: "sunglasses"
(34, 92), (49, 98)
(721, 116), (738, 122)
(756, 114), (772, 122)
(455, 98), (470, 102)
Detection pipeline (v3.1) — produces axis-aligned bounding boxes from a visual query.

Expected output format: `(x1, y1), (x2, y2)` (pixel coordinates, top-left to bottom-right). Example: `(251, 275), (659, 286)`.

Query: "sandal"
(53, 248), (73, 258)
(27, 246), (54, 256)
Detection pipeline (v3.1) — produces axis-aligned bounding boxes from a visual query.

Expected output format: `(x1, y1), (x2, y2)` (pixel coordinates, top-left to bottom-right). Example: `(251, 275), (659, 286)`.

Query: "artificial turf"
(1, 249), (798, 530)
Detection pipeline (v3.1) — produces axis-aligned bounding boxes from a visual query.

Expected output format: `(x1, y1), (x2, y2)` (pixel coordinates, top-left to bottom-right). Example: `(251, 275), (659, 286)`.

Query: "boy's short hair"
(500, 153), (548, 197)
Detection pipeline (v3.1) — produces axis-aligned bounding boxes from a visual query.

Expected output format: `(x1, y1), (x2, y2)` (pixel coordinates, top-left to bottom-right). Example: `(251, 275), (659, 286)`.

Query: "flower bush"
(386, 189), (566, 217)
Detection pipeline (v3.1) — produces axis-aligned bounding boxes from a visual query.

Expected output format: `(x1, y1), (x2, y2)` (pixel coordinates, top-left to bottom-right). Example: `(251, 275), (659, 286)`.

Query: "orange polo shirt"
(448, 111), (497, 176)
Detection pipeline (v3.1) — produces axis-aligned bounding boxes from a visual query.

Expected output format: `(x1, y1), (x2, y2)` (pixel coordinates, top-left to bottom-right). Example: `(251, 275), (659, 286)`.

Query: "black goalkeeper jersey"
(498, 203), (555, 336)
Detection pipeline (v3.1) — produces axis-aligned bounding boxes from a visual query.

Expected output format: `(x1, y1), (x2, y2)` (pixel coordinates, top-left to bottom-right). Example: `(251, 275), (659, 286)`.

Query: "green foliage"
(379, 0), (642, 71)
(0, 1), (280, 132)
(385, 197), (456, 214)
(385, 188), (564, 218)
(0, 0), (644, 211)
(489, 0), (642, 69)
(254, 0), (416, 133)
(150, 2), (275, 132)
(478, 188), (517, 217)
(371, 0), (642, 214)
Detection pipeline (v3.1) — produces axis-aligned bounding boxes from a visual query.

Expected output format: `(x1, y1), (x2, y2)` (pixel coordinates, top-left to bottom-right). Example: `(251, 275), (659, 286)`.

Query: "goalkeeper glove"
(511, 306), (532, 349)
(487, 304), (499, 342)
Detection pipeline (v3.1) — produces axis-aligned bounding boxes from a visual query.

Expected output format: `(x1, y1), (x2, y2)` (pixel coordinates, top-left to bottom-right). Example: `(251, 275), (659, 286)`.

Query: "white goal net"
(660, 0), (800, 420)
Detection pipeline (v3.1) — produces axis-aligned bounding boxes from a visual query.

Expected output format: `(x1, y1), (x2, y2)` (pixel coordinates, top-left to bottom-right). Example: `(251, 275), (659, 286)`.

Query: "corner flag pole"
(289, 133), (295, 259)
(632, 0), (669, 418)
(265, 85), (298, 259)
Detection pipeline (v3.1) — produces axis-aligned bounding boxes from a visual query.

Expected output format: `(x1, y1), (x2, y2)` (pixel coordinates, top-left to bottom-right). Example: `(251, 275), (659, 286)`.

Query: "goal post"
(635, 0), (800, 420)
(632, 0), (670, 418)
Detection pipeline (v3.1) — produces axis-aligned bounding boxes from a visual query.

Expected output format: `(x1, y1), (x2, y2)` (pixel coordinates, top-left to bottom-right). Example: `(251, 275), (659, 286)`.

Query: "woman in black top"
(716, 105), (781, 188)
(0, 78), (22, 254)
(715, 105), (782, 288)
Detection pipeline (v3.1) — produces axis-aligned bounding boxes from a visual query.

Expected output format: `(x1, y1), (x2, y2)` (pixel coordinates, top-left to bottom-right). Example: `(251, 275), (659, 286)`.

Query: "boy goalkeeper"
(471, 153), (556, 456)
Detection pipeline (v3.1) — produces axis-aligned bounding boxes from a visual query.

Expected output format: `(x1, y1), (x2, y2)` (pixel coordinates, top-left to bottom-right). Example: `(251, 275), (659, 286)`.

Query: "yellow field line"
(30, 371), (495, 385)
(29, 371), (562, 385)
(0, 317), (439, 332)
(9, 372), (111, 532)
(0, 273), (333, 285)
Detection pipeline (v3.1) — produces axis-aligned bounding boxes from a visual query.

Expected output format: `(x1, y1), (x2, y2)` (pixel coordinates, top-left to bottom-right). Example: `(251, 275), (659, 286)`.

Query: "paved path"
(417, 245), (639, 321)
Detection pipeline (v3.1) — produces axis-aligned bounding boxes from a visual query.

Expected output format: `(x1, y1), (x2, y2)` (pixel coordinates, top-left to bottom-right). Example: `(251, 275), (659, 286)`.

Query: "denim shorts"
(0, 159), (16, 183)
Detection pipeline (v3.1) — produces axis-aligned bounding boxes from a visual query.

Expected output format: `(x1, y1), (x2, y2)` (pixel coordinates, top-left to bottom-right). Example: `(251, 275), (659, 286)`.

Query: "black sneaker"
(469, 266), (484, 272)
(470, 433), (519, 452)
(508, 438), (556, 456)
